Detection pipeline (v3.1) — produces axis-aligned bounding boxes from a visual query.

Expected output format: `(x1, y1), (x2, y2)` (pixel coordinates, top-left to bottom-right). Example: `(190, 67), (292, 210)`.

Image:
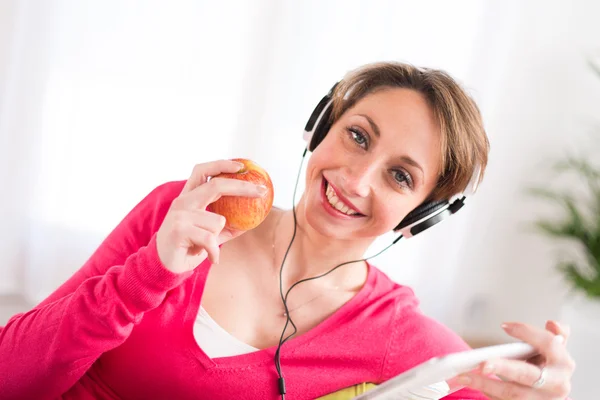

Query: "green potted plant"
(529, 57), (600, 299)
(527, 58), (600, 399)
(527, 155), (600, 298)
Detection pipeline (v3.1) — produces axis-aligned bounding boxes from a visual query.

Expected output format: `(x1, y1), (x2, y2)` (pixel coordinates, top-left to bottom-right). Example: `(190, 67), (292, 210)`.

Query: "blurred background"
(1, 0), (598, 398)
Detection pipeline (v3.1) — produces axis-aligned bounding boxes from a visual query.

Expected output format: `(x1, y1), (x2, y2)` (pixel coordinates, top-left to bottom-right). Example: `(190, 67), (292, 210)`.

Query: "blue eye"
(393, 169), (413, 189)
(348, 128), (368, 147)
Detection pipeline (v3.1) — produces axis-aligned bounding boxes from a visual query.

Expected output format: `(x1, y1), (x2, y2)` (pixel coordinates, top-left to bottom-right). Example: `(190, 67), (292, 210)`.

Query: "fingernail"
(456, 375), (472, 385)
(482, 362), (495, 375)
(234, 161), (246, 172)
(257, 184), (268, 195)
(552, 320), (565, 331)
(548, 320), (560, 330)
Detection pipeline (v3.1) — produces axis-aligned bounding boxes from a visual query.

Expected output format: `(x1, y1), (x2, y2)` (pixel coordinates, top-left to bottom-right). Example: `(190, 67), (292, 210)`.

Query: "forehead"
(349, 88), (438, 133)
(346, 88), (442, 169)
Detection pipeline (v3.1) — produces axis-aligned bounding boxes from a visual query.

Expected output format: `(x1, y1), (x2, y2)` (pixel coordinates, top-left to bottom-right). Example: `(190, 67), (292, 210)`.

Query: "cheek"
(306, 138), (339, 177)
(371, 196), (404, 229)
(372, 195), (422, 231)
(304, 155), (320, 186)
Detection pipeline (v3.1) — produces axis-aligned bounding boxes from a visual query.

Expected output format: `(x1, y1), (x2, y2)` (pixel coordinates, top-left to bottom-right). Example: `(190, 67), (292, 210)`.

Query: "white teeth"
(325, 181), (359, 216)
(326, 184), (334, 199)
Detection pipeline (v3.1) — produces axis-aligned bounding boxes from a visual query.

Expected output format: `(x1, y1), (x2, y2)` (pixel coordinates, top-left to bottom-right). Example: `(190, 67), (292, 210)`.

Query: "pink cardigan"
(0, 181), (487, 399)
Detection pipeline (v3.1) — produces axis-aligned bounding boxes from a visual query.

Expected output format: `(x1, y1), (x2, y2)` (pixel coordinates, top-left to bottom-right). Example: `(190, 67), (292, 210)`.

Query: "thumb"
(218, 228), (245, 244)
(545, 320), (570, 344)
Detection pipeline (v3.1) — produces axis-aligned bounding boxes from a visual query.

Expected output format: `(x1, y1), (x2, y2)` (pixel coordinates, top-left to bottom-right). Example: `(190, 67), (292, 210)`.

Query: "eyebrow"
(358, 113), (380, 138)
(399, 155), (424, 177)
(357, 113), (425, 177)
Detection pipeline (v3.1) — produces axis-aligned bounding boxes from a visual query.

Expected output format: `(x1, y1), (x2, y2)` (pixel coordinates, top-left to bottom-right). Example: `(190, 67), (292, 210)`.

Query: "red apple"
(207, 158), (274, 231)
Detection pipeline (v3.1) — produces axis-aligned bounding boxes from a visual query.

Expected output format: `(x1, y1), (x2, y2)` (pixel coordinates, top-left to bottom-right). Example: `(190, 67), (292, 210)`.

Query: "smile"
(322, 178), (365, 217)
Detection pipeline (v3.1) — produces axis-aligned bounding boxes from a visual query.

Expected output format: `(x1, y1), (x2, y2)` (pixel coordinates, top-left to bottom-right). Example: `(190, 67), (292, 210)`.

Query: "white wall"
(0, 4), (598, 396)
(0, 1), (55, 294)
(447, 0), (600, 341)
(0, 1), (20, 294)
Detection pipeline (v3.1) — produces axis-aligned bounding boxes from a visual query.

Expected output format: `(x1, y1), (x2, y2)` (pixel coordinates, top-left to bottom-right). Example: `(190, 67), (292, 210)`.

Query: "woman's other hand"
(457, 320), (575, 399)
(156, 159), (268, 274)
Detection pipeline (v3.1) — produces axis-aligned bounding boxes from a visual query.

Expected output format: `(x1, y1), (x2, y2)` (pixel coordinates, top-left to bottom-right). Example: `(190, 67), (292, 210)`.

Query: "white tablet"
(354, 342), (537, 400)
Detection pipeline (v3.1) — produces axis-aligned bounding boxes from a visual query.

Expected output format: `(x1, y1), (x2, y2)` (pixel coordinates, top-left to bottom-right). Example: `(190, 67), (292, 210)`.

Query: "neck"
(266, 200), (373, 290)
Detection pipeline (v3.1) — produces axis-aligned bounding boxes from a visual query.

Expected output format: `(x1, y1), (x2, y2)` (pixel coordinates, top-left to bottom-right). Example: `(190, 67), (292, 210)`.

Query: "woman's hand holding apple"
(155, 159), (274, 274)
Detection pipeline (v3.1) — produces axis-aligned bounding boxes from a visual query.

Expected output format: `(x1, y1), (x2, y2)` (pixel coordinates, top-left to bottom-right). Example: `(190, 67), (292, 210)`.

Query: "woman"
(0, 62), (575, 399)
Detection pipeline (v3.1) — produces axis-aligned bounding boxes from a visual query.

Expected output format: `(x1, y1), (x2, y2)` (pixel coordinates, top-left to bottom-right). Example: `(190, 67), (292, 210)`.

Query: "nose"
(341, 161), (377, 198)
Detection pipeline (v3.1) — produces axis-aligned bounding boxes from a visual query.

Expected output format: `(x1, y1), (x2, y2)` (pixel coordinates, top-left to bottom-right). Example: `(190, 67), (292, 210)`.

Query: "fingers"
(183, 224), (220, 264)
(187, 210), (227, 235)
(525, 353), (546, 367)
(169, 210), (225, 239)
(217, 227), (245, 245)
(497, 321), (576, 399)
(524, 320), (569, 367)
(458, 373), (543, 400)
(502, 322), (569, 366)
(546, 320), (570, 344)
(480, 359), (565, 394)
(181, 159), (244, 194)
(168, 210), (225, 264)
(176, 176), (267, 210)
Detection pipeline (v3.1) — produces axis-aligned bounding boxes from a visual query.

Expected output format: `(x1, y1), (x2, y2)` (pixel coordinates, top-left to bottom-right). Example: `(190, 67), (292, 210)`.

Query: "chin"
(302, 204), (341, 238)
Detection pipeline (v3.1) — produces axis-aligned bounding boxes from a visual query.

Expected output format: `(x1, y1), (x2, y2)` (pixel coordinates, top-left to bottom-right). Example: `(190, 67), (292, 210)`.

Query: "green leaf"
(554, 157), (600, 201)
(527, 185), (596, 241)
(525, 64), (600, 297)
(584, 250), (600, 276)
(532, 220), (571, 238)
(559, 262), (600, 297)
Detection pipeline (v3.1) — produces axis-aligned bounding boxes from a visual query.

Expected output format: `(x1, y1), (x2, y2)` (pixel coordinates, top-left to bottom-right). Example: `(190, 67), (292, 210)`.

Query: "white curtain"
(1, 0), (598, 345)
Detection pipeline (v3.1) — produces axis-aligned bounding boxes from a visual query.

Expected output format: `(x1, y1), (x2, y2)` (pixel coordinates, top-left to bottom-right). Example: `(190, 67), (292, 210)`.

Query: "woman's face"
(302, 87), (442, 240)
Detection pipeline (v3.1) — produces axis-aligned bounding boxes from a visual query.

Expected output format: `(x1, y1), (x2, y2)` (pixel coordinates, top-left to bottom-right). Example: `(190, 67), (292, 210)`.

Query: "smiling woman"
(304, 88), (446, 241)
(0, 62), (575, 400)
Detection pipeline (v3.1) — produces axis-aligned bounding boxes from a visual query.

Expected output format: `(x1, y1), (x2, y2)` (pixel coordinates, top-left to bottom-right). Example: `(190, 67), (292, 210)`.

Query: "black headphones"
(302, 82), (481, 238)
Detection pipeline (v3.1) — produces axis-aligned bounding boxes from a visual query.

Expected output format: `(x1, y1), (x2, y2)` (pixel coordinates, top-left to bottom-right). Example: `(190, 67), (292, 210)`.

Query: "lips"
(322, 177), (365, 217)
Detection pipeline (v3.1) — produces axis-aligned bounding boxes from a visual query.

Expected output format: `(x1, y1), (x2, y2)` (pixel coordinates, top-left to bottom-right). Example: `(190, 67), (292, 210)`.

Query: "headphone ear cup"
(395, 200), (449, 231)
(308, 105), (333, 151)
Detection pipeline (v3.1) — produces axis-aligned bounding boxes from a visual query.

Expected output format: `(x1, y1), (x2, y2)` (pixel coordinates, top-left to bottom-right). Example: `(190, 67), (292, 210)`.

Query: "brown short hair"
(330, 62), (489, 201)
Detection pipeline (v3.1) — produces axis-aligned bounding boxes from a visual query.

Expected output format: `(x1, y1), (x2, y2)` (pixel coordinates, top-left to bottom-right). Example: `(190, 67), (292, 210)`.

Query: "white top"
(193, 306), (259, 358)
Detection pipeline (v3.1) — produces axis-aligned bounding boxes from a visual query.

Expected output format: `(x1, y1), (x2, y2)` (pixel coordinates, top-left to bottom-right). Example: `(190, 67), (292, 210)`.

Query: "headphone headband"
(303, 83), (338, 151)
